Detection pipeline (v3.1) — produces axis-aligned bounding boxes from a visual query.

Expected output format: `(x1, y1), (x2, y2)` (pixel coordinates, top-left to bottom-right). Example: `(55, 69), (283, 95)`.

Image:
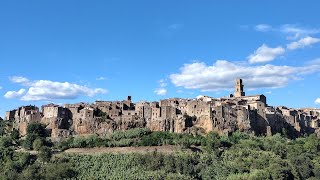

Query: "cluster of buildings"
(4, 79), (320, 138)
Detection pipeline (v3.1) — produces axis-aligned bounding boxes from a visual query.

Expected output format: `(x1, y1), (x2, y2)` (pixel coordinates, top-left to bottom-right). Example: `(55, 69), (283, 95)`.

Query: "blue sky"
(1, 1), (320, 117)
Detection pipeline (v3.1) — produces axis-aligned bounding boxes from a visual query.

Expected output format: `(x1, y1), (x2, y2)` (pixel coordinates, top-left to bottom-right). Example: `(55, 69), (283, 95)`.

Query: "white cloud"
(6, 77), (107, 101)
(248, 44), (285, 64)
(315, 98), (320, 104)
(9, 76), (30, 85)
(170, 60), (320, 92)
(255, 24), (272, 32)
(287, 36), (320, 50)
(154, 79), (168, 96)
(280, 24), (320, 39)
(154, 88), (167, 96)
(96, 77), (106, 81)
(159, 79), (167, 87)
(254, 24), (320, 40)
(21, 80), (107, 101)
(4, 89), (26, 99)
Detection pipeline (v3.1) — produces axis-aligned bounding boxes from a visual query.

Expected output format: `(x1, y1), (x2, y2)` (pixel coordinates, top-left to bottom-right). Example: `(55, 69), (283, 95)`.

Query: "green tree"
(21, 164), (41, 179)
(163, 154), (176, 173)
(33, 138), (44, 151)
(23, 133), (38, 150)
(27, 123), (47, 137)
(303, 134), (320, 153)
(10, 129), (20, 140)
(0, 120), (6, 136)
(43, 163), (77, 180)
(0, 136), (12, 148)
(38, 146), (52, 162)
(204, 132), (221, 152)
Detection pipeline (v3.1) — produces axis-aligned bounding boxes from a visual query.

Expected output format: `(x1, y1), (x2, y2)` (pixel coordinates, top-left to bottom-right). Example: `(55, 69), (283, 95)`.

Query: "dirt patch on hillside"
(64, 145), (199, 155)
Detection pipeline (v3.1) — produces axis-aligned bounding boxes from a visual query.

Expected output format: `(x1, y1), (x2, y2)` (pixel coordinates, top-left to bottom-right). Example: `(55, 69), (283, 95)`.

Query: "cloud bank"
(287, 36), (320, 50)
(170, 60), (320, 92)
(5, 77), (107, 101)
(248, 44), (285, 64)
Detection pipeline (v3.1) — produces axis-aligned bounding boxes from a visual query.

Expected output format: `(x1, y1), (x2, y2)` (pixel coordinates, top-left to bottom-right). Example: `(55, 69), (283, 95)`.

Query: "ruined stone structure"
(5, 105), (41, 136)
(4, 79), (320, 138)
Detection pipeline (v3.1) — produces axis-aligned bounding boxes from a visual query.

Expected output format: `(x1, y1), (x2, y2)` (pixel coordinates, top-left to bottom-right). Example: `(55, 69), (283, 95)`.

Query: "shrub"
(33, 138), (44, 151)
(111, 128), (151, 141)
(138, 131), (174, 146)
(0, 136), (13, 148)
(43, 163), (77, 180)
(27, 123), (47, 137)
(38, 146), (52, 162)
(11, 129), (20, 140)
(23, 133), (38, 150)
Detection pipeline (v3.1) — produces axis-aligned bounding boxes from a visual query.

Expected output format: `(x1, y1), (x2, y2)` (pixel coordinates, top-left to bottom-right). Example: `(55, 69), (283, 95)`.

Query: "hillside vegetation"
(0, 122), (320, 179)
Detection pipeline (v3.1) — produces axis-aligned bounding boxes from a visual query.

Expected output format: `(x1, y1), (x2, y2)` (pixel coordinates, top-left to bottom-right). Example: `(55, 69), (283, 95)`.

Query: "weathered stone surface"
(5, 79), (320, 138)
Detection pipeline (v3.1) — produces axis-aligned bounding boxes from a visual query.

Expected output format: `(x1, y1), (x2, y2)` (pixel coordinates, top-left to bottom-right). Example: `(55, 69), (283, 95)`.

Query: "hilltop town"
(4, 79), (320, 139)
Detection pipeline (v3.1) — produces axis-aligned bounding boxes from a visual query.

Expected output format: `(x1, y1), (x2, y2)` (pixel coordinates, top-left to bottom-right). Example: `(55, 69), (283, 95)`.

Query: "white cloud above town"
(170, 60), (320, 92)
(254, 24), (320, 41)
(154, 88), (167, 96)
(9, 76), (30, 85)
(4, 89), (26, 99)
(5, 77), (107, 101)
(154, 79), (168, 96)
(280, 24), (320, 39)
(251, 24), (320, 61)
(315, 98), (320, 105)
(254, 24), (272, 32)
(159, 79), (167, 88)
(248, 44), (285, 64)
(287, 36), (320, 50)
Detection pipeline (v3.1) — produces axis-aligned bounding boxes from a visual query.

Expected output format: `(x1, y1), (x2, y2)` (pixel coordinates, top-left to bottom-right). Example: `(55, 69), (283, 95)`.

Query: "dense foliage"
(64, 132), (320, 179)
(56, 128), (204, 150)
(0, 122), (76, 179)
(1, 122), (320, 179)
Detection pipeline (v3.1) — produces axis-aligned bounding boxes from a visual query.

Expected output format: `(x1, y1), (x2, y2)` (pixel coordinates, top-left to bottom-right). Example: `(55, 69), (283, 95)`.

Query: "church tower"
(234, 79), (245, 97)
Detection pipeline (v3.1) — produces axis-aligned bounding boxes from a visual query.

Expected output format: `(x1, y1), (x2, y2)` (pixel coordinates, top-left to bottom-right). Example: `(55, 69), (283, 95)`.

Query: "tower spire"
(234, 79), (245, 97)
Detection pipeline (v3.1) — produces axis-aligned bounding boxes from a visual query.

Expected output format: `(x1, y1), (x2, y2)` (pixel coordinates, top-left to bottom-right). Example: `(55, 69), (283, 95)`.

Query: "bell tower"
(234, 79), (245, 97)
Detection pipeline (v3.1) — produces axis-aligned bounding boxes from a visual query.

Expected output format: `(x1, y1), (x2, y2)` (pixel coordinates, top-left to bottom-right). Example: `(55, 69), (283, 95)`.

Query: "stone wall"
(7, 94), (320, 138)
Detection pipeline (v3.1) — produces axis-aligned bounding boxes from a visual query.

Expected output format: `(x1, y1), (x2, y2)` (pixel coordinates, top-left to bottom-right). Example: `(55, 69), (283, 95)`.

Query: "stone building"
(5, 79), (320, 138)
(41, 103), (72, 138)
(5, 105), (42, 136)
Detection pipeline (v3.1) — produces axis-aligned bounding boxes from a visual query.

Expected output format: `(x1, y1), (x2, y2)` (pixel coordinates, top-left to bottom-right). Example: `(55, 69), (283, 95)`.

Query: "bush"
(111, 128), (151, 141)
(21, 164), (41, 179)
(11, 129), (20, 140)
(38, 146), (52, 162)
(203, 132), (221, 152)
(27, 123), (47, 137)
(138, 131), (174, 146)
(23, 133), (38, 150)
(43, 163), (77, 180)
(33, 138), (44, 151)
(0, 136), (13, 148)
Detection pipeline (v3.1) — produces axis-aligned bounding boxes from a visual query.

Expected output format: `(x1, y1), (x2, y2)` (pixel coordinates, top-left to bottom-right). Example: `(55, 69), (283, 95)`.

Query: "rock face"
(5, 79), (320, 138)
